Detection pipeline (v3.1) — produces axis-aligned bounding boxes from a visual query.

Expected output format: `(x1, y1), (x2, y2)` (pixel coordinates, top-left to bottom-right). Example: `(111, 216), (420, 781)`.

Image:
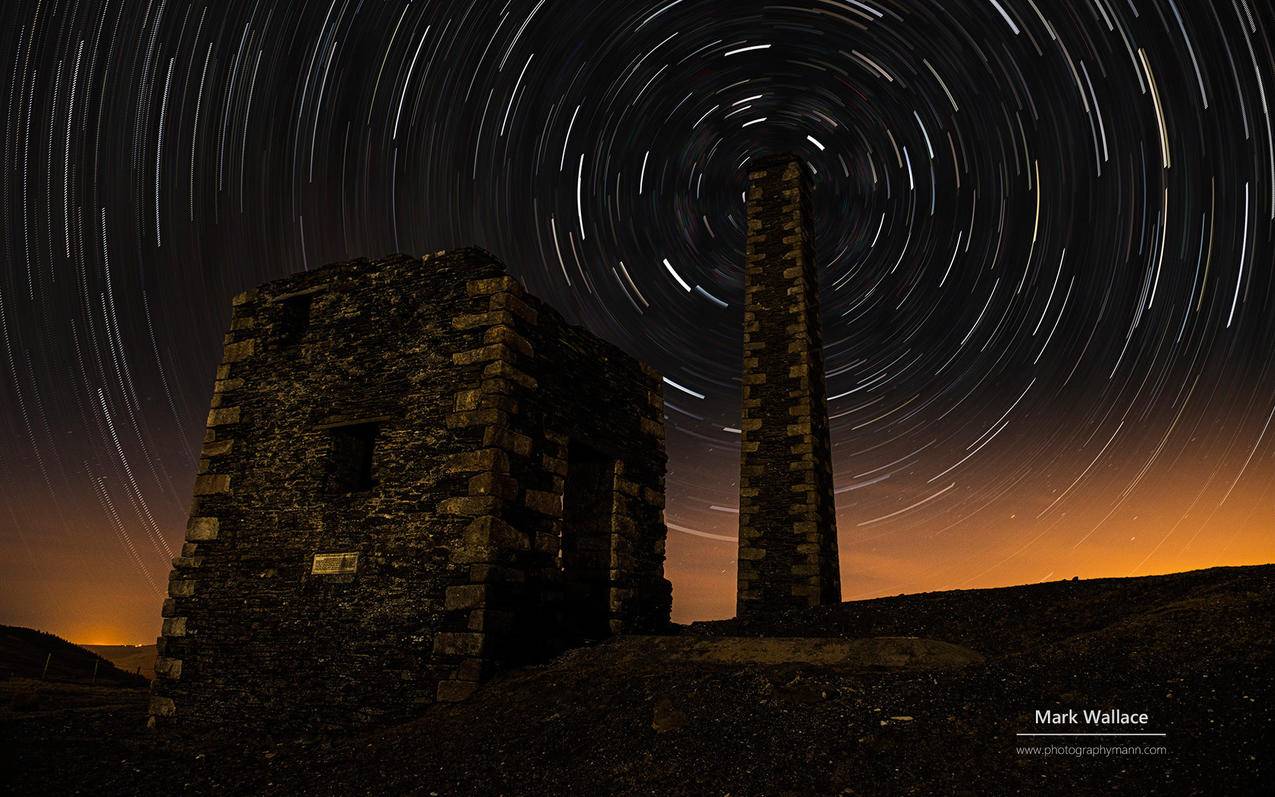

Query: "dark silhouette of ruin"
(737, 154), (841, 614)
(151, 157), (846, 732)
(149, 249), (671, 734)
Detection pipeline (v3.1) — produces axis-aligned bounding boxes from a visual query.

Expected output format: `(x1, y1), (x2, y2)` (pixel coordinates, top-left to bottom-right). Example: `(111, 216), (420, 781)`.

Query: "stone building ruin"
(149, 249), (671, 734)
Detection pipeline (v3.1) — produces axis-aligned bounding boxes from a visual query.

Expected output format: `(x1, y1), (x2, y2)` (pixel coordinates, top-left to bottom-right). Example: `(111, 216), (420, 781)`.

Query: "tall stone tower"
(736, 154), (840, 615)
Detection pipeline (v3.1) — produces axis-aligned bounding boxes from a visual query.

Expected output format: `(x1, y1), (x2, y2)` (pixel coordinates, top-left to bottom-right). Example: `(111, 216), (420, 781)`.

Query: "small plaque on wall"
(311, 552), (359, 575)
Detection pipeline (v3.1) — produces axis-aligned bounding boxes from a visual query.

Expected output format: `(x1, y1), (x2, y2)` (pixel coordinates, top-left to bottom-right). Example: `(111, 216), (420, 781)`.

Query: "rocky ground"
(3, 564), (1271, 795)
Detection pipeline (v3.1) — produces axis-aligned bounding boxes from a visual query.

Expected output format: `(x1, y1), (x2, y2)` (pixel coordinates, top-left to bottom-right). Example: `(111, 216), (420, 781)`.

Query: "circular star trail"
(2, 0), (1273, 638)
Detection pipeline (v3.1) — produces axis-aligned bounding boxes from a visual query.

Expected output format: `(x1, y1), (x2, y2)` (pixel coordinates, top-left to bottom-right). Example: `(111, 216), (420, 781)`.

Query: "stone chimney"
(736, 154), (841, 615)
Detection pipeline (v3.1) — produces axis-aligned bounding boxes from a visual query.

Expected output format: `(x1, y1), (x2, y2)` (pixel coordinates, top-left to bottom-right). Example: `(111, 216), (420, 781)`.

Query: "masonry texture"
(737, 154), (841, 615)
(149, 249), (671, 735)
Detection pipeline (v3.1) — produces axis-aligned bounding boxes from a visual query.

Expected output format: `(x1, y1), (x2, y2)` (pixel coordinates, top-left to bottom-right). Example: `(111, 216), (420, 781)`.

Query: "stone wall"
(736, 155), (841, 615)
(428, 264), (671, 702)
(150, 249), (669, 734)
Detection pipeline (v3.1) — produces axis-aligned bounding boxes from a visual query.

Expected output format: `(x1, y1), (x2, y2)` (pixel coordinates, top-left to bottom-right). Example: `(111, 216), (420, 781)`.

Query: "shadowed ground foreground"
(3, 564), (1271, 795)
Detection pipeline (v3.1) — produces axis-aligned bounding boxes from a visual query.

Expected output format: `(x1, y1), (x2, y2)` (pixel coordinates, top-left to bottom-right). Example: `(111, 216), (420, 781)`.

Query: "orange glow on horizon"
(3, 438), (1272, 643)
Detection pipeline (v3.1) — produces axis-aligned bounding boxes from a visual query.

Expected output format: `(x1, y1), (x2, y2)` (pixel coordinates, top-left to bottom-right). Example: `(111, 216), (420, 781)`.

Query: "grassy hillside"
(83, 644), (156, 680)
(0, 626), (148, 687)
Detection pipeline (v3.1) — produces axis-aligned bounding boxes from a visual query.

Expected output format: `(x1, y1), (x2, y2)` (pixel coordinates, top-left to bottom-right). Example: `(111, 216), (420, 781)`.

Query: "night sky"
(2, 0), (1273, 645)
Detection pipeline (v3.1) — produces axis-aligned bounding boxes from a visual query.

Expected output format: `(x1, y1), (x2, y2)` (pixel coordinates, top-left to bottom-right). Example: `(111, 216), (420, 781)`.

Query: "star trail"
(1, 0), (1273, 642)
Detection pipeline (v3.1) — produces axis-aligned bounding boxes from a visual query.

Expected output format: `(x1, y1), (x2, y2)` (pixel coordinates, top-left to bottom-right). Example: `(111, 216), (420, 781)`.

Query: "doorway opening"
(560, 440), (614, 640)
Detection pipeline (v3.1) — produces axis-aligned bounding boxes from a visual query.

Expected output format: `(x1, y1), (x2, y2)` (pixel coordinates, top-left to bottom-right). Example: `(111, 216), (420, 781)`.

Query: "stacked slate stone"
(736, 155), (842, 615)
(150, 249), (670, 735)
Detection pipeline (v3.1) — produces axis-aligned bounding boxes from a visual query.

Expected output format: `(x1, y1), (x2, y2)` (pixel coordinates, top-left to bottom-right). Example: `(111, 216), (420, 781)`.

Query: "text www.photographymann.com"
(1016, 744), (1168, 757)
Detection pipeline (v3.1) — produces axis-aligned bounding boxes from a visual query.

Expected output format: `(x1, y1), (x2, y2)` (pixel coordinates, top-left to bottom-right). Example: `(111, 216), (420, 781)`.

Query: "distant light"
(806, 134), (826, 151)
(742, 117), (767, 128)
